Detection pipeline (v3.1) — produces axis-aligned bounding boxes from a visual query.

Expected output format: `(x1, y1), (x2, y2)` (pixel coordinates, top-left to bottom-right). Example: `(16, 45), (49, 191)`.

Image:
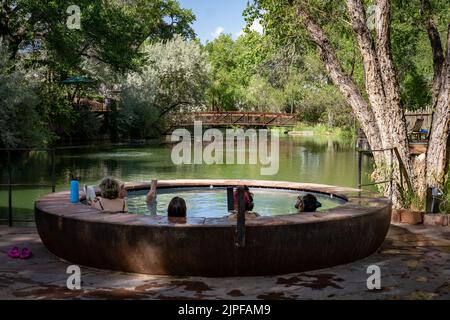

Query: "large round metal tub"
(35, 179), (391, 276)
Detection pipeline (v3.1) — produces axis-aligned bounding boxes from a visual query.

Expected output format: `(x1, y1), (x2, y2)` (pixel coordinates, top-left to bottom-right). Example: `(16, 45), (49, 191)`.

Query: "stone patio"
(0, 224), (449, 300)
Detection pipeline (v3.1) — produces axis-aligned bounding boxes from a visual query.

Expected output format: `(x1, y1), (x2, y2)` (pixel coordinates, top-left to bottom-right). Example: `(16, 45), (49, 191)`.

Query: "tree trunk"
(426, 24), (450, 187)
(345, 0), (391, 151)
(294, 0), (449, 208)
(375, 0), (411, 172)
(300, 1), (414, 205)
(346, 0), (413, 193)
(297, 6), (384, 163)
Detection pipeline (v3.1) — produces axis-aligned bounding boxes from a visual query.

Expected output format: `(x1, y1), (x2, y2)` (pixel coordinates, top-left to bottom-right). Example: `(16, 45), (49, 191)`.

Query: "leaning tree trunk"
(297, 7), (383, 160)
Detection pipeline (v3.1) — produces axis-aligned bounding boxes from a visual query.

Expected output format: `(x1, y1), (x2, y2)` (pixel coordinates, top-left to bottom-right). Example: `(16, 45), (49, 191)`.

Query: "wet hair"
(234, 186), (254, 211)
(301, 194), (322, 212)
(168, 197), (187, 218)
(236, 186), (246, 194)
(99, 177), (123, 200)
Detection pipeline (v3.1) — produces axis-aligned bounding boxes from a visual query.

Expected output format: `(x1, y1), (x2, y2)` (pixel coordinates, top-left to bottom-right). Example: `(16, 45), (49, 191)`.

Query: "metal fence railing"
(0, 148), (56, 227)
(356, 147), (412, 200)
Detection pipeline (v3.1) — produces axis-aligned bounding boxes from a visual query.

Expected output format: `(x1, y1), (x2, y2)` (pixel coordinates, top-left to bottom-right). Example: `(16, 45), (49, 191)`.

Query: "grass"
(291, 123), (356, 139)
(439, 170), (450, 214)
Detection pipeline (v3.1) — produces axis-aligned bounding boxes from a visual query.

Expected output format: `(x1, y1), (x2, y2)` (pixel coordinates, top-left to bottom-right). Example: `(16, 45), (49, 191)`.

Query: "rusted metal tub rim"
(35, 179), (391, 228)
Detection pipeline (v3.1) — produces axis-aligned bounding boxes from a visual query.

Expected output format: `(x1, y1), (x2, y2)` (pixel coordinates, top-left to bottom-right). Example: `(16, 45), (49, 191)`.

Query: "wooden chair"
(409, 118), (424, 141)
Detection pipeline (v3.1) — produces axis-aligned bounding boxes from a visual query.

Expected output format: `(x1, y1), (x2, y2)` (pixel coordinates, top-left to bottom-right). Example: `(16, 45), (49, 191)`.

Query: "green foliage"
(401, 71), (432, 110)
(245, 75), (285, 112)
(440, 170), (450, 214)
(0, 44), (50, 148)
(204, 31), (354, 128)
(293, 123), (356, 140)
(121, 36), (210, 138)
(245, 0), (448, 113)
(1, 0), (196, 146)
(398, 186), (425, 212)
(36, 81), (76, 140)
(72, 107), (103, 141)
(205, 34), (248, 110)
(2, 0), (195, 73)
(3, 0), (446, 147)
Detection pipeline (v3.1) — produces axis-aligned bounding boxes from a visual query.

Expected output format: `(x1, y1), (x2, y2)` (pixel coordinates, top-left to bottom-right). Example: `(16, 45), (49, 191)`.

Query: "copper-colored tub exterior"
(35, 179), (391, 276)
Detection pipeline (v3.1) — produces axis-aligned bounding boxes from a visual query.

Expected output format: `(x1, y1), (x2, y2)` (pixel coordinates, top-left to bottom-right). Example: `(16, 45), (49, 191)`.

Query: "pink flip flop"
(20, 248), (32, 259)
(7, 247), (20, 259)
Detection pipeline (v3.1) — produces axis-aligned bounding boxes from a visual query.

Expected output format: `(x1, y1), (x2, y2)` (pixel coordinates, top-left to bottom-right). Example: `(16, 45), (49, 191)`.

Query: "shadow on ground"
(0, 224), (449, 300)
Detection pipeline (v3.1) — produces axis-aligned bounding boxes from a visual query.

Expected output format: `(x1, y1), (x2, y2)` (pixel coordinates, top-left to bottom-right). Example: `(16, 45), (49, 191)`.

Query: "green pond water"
(0, 135), (374, 224)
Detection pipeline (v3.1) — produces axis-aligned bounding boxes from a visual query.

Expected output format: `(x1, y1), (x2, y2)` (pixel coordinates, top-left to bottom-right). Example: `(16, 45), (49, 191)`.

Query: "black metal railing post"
(7, 150), (12, 227)
(357, 150), (363, 191)
(236, 188), (246, 248)
(227, 187), (234, 212)
(51, 149), (56, 193)
(357, 147), (405, 203)
(390, 148), (394, 200)
(400, 164), (404, 190)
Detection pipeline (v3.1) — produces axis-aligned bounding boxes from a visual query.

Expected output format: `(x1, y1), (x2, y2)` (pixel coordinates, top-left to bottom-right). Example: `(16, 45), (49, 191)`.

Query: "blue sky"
(178, 0), (262, 43)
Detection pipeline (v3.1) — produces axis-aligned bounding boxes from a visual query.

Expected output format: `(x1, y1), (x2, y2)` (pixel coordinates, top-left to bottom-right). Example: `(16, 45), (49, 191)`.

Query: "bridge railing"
(172, 112), (297, 127)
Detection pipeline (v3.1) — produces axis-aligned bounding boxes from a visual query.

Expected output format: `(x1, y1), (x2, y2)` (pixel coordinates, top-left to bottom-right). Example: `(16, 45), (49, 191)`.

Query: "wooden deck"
(409, 142), (429, 155)
(357, 133), (430, 155)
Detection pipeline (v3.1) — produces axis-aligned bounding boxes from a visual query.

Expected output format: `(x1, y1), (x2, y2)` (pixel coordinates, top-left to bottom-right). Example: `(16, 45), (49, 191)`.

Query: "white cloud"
(211, 26), (225, 39)
(233, 19), (264, 40)
(233, 29), (245, 40)
(250, 19), (264, 34)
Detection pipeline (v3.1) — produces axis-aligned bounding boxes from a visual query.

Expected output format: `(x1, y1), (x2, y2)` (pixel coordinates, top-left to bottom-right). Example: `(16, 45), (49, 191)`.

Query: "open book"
(84, 185), (97, 202)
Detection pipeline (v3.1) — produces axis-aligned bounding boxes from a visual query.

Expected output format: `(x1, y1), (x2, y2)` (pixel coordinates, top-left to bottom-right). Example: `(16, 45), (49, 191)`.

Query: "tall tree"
(0, 0), (195, 72)
(0, 43), (48, 148)
(0, 0), (196, 146)
(248, 0), (449, 208)
(121, 35), (210, 138)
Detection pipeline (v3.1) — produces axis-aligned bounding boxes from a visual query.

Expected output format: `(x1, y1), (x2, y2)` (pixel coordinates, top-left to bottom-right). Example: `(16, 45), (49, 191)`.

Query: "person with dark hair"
(228, 185), (260, 219)
(233, 186), (254, 211)
(168, 197), (187, 218)
(295, 193), (322, 213)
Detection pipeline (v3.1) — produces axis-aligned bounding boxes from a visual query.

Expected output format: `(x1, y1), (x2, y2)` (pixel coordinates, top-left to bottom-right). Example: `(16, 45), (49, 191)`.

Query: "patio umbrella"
(61, 76), (95, 85)
(61, 76), (96, 105)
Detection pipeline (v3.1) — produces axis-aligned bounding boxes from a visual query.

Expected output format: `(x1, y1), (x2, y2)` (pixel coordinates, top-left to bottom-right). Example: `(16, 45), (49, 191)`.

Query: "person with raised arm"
(146, 179), (158, 215)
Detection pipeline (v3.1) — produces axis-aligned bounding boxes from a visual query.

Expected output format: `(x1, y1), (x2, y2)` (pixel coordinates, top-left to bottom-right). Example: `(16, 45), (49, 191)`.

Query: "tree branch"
(157, 101), (192, 119)
(345, 0), (391, 147)
(421, 0), (445, 103)
(150, 101), (193, 134)
(297, 5), (383, 153)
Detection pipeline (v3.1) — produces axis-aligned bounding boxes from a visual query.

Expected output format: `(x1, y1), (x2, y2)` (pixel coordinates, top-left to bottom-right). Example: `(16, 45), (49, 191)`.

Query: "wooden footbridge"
(170, 112), (297, 128)
(80, 103), (297, 128)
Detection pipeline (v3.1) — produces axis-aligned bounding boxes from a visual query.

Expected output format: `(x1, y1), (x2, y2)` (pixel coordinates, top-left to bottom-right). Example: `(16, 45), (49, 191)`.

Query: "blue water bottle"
(70, 176), (80, 204)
